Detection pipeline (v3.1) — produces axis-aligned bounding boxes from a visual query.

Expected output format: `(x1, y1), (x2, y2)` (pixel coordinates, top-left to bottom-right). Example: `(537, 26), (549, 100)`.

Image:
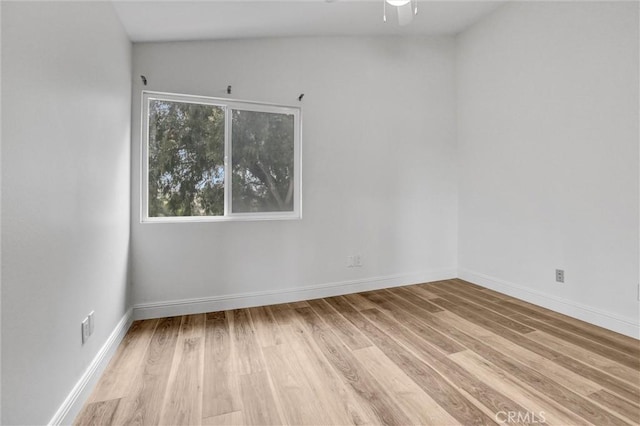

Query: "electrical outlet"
(81, 317), (90, 344)
(347, 254), (363, 267)
(555, 269), (565, 283)
(88, 311), (95, 336)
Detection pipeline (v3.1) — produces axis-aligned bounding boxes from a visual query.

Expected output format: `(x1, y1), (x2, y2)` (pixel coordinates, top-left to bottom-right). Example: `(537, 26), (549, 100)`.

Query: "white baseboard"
(133, 269), (457, 320)
(458, 269), (640, 339)
(49, 309), (133, 425)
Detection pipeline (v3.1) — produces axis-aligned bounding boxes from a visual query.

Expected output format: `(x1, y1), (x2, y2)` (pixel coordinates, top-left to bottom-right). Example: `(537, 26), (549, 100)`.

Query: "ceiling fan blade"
(396, 2), (414, 26)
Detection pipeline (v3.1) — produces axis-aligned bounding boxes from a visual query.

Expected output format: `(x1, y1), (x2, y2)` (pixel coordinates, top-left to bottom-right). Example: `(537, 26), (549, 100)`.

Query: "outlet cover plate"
(81, 318), (90, 344)
(88, 311), (95, 335)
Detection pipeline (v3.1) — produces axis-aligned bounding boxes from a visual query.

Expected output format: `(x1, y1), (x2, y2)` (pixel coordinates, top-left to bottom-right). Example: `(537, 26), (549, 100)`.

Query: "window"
(142, 92), (301, 222)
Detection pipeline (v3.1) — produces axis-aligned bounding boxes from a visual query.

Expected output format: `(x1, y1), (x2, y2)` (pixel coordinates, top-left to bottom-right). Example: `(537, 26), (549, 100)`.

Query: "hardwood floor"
(75, 279), (640, 425)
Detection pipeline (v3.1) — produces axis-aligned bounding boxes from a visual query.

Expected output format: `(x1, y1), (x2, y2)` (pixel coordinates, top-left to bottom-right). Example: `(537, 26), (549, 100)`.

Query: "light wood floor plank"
(74, 398), (121, 426)
(441, 279), (505, 302)
(432, 309), (640, 404)
(392, 287), (640, 403)
(419, 295), (640, 404)
(426, 315), (633, 425)
(449, 350), (590, 426)
(589, 390), (640, 424)
(342, 292), (380, 311)
(231, 309), (265, 375)
(87, 319), (159, 403)
(387, 286), (444, 313)
(159, 314), (205, 426)
(287, 300), (310, 309)
(383, 291), (636, 425)
(512, 313), (640, 370)
(530, 330), (640, 387)
(262, 343), (335, 425)
(408, 284), (441, 300)
(202, 311), (242, 418)
(359, 306), (533, 420)
(295, 305), (413, 425)
(432, 279), (531, 318)
(238, 371), (282, 425)
(460, 281), (640, 353)
(110, 316), (181, 425)
(353, 345), (459, 425)
(430, 291), (536, 334)
(368, 290), (466, 354)
(272, 305), (374, 425)
(440, 311), (603, 397)
(247, 306), (283, 347)
(453, 278), (639, 355)
(202, 411), (244, 426)
(307, 298), (372, 350)
(325, 296), (497, 426)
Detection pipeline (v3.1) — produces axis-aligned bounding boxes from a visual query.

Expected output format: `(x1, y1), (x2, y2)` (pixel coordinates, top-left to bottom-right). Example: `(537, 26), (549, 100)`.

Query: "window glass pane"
(231, 110), (295, 213)
(148, 99), (225, 217)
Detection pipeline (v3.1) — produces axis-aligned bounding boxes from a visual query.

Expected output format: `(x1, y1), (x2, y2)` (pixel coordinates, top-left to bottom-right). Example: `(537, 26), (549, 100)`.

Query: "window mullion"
(224, 106), (232, 217)
(141, 93), (150, 222)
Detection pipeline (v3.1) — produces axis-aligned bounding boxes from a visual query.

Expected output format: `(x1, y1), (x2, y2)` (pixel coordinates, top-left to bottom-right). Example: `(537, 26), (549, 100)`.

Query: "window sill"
(140, 214), (302, 224)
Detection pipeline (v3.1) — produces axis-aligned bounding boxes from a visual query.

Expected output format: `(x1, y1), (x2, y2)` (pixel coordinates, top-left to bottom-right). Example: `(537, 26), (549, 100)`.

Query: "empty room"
(1, 0), (639, 424)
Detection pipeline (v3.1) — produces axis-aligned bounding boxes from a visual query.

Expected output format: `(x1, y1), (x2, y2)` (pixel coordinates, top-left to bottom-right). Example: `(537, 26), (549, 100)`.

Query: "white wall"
(1, 2), (132, 424)
(131, 37), (458, 314)
(457, 2), (639, 337)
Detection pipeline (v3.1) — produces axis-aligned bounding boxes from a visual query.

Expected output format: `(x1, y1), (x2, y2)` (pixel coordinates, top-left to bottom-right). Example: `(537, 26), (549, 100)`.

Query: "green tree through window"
(231, 110), (294, 213)
(148, 100), (225, 217)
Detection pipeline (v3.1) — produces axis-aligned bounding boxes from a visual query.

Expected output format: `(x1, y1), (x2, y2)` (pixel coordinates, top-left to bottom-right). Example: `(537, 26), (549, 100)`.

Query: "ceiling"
(111, 0), (507, 43)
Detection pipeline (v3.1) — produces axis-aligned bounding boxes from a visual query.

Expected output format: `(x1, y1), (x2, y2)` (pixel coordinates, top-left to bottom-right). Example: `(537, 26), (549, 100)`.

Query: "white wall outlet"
(347, 254), (363, 267)
(88, 311), (95, 336)
(555, 269), (565, 283)
(81, 317), (90, 344)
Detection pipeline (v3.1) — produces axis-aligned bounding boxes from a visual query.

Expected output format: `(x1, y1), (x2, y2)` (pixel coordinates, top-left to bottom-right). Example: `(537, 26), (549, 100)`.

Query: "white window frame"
(141, 91), (302, 223)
